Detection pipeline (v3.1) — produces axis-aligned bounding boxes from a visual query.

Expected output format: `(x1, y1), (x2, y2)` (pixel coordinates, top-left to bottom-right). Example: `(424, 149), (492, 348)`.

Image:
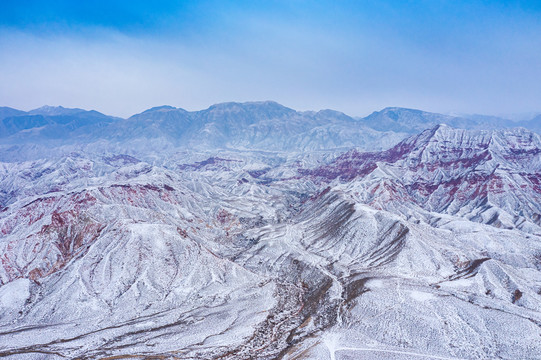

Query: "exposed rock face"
(1, 115), (541, 359)
(303, 125), (541, 233)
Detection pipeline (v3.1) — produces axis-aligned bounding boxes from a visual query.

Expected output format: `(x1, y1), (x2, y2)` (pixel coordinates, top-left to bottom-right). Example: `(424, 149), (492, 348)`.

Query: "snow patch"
(408, 290), (436, 302)
(0, 278), (31, 309)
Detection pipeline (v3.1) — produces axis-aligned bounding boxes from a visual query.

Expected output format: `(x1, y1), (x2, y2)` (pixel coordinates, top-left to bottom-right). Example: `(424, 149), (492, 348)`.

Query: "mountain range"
(1, 102), (540, 158)
(1, 102), (541, 359)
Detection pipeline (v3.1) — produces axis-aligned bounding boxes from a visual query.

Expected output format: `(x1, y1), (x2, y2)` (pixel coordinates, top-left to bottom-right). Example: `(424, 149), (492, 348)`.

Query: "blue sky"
(1, 1), (540, 118)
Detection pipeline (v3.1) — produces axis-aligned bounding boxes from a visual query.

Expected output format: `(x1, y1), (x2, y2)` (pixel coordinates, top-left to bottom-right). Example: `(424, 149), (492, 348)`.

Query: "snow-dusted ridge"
(301, 125), (541, 234)
(1, 104), (541, 359)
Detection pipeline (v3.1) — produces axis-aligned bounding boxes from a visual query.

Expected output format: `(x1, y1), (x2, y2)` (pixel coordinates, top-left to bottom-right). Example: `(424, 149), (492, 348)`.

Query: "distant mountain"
(0, 106), (118, 143)
(2, 102), (541, 159)
(115, 101), (368, 150)
(517, 113), (541, 133)
(0, 101), (406, 154)
(362, 107), (515, 133)
(28, 105), (89, 116)
(0, 107), (26, 121)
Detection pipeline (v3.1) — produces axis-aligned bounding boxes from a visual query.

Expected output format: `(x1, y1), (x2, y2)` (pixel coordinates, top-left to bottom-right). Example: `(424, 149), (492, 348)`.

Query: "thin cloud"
(0, 1), (540, 117)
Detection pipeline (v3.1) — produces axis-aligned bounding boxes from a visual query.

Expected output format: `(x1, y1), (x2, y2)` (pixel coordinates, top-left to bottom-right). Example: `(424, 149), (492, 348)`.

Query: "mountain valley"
(1, 103), (541, 359)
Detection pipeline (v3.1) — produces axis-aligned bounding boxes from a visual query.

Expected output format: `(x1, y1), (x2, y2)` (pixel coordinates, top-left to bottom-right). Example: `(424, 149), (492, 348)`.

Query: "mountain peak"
(379, 106), (425, 114)
(205, 100), (293, 112)
(362, 107), (458, 133)
(28, 105), (85, 116)
(200, 101), (297, 121)
(141, 105), (180, 113)
(0, 106), (26, 121)
(404, 124), (488, 149)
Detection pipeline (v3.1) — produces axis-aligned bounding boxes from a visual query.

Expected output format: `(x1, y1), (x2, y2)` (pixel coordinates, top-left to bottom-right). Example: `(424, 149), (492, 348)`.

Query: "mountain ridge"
(301, 125), (541, 234)
(1, 119), (541, 358)
(2, 102), (540, 157)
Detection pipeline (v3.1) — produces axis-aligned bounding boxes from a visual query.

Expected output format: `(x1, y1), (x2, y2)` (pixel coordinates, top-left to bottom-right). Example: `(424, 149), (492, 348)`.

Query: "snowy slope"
(1, 110), (541, 358)
(303, 125), (541, 234)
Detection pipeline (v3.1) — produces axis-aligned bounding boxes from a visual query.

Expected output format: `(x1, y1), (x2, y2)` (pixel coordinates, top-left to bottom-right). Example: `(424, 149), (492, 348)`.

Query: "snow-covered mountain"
(302, 125), (541, 233)
(517, 113), (541, 134)
(3, 102), (541, 158)
(0, 106), (117, 143)
(0, 107), (26, 121)
(1, 103), (541, 359)
(2, 101), (539, 157)
(0, 102), (405, 153)
(361, 107), (518, 133)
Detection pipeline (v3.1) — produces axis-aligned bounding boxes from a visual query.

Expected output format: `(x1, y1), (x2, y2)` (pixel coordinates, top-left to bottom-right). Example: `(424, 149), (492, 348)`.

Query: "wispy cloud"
(1, 1), (540, 117)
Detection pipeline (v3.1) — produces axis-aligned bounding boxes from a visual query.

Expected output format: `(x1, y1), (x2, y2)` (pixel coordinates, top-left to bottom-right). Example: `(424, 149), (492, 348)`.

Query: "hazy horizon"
(1, 1), (540, 118)
(2, 100), (540, 122)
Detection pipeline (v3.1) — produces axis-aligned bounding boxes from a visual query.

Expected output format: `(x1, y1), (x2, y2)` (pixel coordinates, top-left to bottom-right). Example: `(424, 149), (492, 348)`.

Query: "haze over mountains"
(1, 101), (541, 359)
(1, 102), (540, 158)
